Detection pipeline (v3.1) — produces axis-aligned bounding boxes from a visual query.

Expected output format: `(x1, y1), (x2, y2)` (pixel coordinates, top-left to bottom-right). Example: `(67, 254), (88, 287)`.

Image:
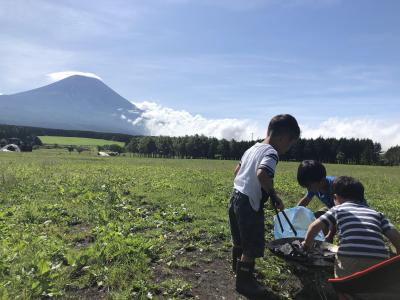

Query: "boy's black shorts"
(228, 189), (265, 258)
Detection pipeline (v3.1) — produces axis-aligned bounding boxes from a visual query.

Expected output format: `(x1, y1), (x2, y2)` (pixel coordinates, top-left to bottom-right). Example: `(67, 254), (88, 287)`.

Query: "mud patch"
(68, 223), (95, 248)
(269, 260), (336, 300)
(152, 247), (337, 300)
(64, 287), (106, 300)
(153, 249), (250, 299)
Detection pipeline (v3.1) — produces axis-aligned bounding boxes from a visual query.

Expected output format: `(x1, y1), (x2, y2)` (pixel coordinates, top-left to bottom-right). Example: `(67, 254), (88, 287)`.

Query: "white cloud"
(131, 101), (400, 150)
(131, 101), (262, 141)
(302, 118), (400, 150)
(47, 71), (102, 82)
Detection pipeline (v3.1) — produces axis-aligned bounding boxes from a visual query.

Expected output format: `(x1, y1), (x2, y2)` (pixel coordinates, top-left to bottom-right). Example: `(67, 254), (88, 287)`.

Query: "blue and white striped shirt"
(319, 202), (394, 259)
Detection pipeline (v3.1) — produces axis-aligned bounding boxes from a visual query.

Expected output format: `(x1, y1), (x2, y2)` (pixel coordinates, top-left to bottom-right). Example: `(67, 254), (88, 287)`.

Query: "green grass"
(38, 136), (125, 147)
(0, 150), (399, 299)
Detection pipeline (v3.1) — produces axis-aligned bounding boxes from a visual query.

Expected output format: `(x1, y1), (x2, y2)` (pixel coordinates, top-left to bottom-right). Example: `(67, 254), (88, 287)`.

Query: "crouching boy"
(303, 176), (400, 278)
(297, 160), (368, 242)
(228, 114), (300, 298)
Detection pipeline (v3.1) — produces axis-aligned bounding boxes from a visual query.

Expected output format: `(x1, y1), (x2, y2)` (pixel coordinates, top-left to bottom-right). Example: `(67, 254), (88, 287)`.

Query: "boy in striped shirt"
(303, 176), (400, 278)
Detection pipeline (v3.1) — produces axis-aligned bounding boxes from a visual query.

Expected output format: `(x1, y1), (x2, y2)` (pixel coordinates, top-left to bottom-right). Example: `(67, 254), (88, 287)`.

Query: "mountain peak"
(46, 71), (102, 83)
(45, 74), (106, 90)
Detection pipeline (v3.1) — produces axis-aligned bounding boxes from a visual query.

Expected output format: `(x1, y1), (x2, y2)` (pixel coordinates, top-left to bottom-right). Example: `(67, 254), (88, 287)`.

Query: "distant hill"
(0, 123), (136, 144)
(38, 136), (125, 147)
(0, 75), (145, 135)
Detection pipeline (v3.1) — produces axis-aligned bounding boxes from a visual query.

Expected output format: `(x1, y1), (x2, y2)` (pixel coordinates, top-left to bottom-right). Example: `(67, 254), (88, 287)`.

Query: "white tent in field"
(0, 144), (21, 152)
(98, 151), (110, 157)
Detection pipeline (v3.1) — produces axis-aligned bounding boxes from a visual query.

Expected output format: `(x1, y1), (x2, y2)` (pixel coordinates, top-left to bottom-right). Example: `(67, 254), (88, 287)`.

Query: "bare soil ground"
(153, 251), (248, 299)
(151, 248), (337, 300)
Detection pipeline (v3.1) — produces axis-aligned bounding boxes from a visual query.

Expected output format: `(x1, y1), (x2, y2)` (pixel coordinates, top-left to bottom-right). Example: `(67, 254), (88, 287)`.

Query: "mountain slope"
(0, 75), (144, 134)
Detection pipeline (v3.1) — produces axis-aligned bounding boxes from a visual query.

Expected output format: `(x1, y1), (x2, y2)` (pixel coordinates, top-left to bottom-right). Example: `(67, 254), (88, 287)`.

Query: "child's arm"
(303, 219), (327, 250)
(234, 163), (241, 177)
(256, 169), (284, 210)
(298, 196), (313, 207)
(384, 228), (400, 255)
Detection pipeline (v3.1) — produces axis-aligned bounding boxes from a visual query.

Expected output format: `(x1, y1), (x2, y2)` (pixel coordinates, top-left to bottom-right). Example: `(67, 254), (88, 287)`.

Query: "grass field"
(38, 136), (125, 147)
(0, 150), (399, 299)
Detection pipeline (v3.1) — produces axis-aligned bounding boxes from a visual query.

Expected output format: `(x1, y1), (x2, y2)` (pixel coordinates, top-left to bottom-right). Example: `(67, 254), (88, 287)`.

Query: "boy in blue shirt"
(296, 160), (368, 242)
(297, 160), (335, 211)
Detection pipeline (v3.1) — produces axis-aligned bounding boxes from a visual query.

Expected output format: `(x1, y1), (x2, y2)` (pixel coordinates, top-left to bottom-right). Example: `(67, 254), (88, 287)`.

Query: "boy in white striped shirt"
(229, 114), (300, 298)
(303, 176), (400, 278)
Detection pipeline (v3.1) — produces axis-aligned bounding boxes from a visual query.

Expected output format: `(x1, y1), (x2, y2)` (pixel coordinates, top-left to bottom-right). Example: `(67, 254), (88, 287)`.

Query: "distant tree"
(138, 137), (156, 156)
(229, 139), (241, 160)
(336, 151), (346, 164)
(185, 136), (196, 158)
(0, 138), (7, 147)
(198, 135), (210, 158)
(373, 143), (382, 163)
(33, 136), (43, 146)
(303, 140), (315, 159)
(207, 138), (219, 159)
(173, 137), (186, 158)
(385, 146), (400, 165)
(360, 147), (374, 165)
(156, 136), (173, 157)
(126, 137), (140, 153)
(217, 139), (230, 159)
(105, 144), (125, 153)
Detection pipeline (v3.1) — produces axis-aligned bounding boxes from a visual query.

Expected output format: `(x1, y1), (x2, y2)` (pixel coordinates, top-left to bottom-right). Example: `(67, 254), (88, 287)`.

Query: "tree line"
(124, 135), (399, 165)
(1, 124), (399, 165)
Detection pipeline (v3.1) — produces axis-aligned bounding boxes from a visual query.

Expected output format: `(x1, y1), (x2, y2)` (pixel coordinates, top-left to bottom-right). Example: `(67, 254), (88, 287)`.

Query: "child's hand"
(301, 240), (310, 252)
(273, 196), (285, 211)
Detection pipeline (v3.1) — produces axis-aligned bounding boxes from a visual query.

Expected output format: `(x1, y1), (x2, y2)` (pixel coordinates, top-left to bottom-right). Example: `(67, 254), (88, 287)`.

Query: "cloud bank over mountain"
(131, 101), (261, 141)
(301, 118), (400, 150)
(47, 71), (102, 82)
(132, 101), (400, 150)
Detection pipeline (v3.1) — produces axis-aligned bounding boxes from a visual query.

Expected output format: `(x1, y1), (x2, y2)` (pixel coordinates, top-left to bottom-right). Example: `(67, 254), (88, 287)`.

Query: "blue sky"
(0, 0), (399, 147)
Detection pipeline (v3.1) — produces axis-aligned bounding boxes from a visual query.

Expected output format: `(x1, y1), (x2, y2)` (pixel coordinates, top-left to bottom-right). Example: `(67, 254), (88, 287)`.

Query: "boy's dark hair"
(267, 114), (300, 140)
(332, 176), (364, 202)
(297, 160), (326, 187)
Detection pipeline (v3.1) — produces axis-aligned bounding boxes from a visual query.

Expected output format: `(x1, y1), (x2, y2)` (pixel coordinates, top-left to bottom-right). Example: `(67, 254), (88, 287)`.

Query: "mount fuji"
(0, 75), (145, 134)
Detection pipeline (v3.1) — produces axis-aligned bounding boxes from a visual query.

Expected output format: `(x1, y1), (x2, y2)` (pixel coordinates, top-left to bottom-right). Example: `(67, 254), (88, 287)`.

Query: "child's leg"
(335, 255), (384, 278)
(334, 255), (384, 300)
(231, 245), (242, 272)
(240, 254), (254, 262)
(228, 190), (242, 272)
(232, 192), (274, 297)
